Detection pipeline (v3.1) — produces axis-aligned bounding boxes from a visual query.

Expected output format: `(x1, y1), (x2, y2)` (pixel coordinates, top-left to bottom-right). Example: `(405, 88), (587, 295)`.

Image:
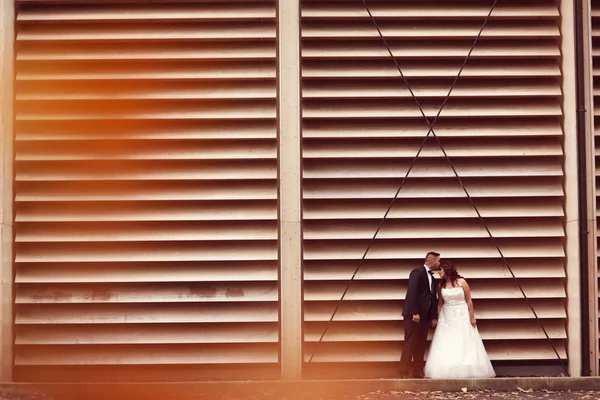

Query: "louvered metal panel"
(13, 1), (279, 382)
(301, 0), (567, 377)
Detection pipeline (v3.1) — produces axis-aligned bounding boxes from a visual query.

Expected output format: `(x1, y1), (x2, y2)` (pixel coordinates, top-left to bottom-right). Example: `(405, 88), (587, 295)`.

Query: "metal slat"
(303, 341), (567, 362)
(303, 99), (562, 118)
(302, 22), (559, 39)
(304, 177), (564, 199)
(16, 140), (277, 160)
(303, 119), (563, 138)
(303, 238), (565, 260)
(303, 80), (562, 98)
(303, 159), (563, 179)
(16, 100), (277, 121)
(304, 299), (567, 321)
(16, 344), (279, 365)
(304, 219), (564, 240)
(16, 201), (278, 222)
(303, 280), (566, 301)
(16, 120), (277, 141)
(17, 61), (276, 81)
(17, 23), (276, 41)
(16, 242), (278, 263)
(18, 44), (276, 61)
(303, 42), (560, 59)
(16, 323), (279, 345)
(303, 137), (563, 157)
(303, 259), (566, 280)
(16, 221), (278, 242)
(16, 181), (277, 201)
(16, 162), (277, 181)
(16, 282), (279, 304)
(303, 61), (561, 78)
(16, 80), (276, 100)
(16, 261), (279, 283)
(16, 303), (279, 324)
(302, 3), (559, 19)
(303, 320), (567, 342)
(17, 4), (275, 22)
(303, 198), (565, 219)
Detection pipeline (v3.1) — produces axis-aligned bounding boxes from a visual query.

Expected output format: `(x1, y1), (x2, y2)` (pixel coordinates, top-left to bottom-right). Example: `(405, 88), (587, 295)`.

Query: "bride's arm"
(459, 278), (477, 327)
(437, 281), (444, 315)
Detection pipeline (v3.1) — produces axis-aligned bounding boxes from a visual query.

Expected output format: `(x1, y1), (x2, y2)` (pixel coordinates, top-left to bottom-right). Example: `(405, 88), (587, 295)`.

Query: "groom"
(399, 251), (441, 378)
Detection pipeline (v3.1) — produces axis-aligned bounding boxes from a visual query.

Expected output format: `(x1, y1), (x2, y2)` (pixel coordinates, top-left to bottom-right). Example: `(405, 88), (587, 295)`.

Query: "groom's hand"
(431, 319), (438, 328)
(412, 314), (420, 323)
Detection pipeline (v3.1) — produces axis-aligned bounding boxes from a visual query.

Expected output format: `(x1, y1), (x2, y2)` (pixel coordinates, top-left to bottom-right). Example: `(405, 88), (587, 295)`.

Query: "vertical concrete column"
(562, 0), (582, 378)
(0, 0), (14, 382)
(278, 0), (303, 380)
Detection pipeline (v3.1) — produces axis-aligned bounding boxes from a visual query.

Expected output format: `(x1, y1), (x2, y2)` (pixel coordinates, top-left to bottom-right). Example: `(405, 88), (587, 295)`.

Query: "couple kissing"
(399, 252), (495, 379)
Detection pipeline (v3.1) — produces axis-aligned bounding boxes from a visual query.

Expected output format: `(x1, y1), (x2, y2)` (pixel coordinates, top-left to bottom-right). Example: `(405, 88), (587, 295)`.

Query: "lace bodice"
(441, 286), (466, 305)
(438, 286), (469, 330)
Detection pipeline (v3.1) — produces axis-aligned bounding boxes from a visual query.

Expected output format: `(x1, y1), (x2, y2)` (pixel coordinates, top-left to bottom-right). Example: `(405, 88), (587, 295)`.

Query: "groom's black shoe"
(413, 371), (425, 379)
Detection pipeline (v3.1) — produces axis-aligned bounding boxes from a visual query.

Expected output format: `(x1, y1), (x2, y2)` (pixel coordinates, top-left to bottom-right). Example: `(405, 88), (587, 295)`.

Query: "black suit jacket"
(402, 266), (438, 320)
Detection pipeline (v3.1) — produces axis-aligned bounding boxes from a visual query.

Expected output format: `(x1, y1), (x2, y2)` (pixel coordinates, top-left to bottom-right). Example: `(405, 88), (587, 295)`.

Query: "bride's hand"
(470, 317), (477, 327)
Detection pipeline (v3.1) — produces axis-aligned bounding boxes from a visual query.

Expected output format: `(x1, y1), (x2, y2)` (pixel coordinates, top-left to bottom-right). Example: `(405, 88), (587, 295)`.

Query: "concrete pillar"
(278, 0), (303, 380)
(562, 0), (582, 378)
(0, 0), (14, 382)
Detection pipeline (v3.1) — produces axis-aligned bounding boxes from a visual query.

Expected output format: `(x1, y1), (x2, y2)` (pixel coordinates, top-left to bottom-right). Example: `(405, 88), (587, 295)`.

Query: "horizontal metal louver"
(301, 0), (566, 378)
(13, 1), (279, 382)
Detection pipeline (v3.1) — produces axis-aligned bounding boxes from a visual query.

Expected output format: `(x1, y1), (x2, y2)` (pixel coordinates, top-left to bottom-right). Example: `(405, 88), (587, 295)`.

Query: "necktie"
(428, 270), (435, 292)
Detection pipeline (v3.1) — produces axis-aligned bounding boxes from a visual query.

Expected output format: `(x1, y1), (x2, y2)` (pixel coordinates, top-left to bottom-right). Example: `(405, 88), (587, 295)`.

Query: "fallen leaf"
(461, 388), (468, 393)
(517, 387), (533, 393)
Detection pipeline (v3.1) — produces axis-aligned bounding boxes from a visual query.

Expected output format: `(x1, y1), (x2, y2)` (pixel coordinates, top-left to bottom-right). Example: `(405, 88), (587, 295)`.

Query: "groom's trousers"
(399, 318), (430, 376)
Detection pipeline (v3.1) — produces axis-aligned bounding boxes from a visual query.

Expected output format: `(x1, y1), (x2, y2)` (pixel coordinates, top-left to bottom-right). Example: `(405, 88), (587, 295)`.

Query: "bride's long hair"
(439, 259), (463, 287)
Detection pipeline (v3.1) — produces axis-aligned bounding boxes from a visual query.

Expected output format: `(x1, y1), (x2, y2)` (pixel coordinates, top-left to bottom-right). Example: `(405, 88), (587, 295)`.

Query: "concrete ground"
(2, 378), (600, 400)
(348, 389), (600, 400)
(1, 389), (600, 400)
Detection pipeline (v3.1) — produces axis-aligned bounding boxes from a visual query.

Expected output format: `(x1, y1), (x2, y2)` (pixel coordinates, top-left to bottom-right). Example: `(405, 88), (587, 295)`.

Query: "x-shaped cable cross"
(308, 0), (568, 377)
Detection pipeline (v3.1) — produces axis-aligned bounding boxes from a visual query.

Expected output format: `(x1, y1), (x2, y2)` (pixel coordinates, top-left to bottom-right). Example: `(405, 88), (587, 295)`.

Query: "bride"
(424, 259), (495, 378)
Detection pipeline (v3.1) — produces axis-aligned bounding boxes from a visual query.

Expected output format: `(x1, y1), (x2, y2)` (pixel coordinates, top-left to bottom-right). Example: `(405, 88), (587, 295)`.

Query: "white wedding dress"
(424, 286), (496, 378)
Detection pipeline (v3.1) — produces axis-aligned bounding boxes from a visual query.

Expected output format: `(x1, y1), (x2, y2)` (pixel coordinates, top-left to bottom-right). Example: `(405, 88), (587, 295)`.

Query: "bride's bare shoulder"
(457, 277), (469, 287)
